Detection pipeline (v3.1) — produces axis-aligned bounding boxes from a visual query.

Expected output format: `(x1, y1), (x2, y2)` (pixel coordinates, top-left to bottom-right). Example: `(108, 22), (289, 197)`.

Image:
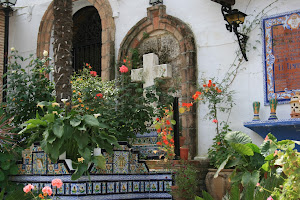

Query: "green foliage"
(19, 101), (119, 180)
(71, 63), (173, 141)
(172, 162), (198, 199)
(4, 50), (54, 128)
(207, 124), (234, 168)
(214, 132), (299, 200)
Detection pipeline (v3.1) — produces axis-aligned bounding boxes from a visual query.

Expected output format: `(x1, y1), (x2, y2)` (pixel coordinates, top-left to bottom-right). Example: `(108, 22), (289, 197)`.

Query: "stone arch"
(37, 0), (115, 81)
(118, 5), (197, 158)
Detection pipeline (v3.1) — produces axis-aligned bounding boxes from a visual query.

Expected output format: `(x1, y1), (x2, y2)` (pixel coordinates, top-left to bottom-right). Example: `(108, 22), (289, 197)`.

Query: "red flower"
(166, 120), (171, 125)
(208, 83), (212, 87)
(156, 118), (160, 121)
(95, 93), (103, 99)
(163, 140), (168, 145)
(123, 59), (126, 63)
(213, 83), (216, 87)
(217, 89), (222, 93)
(119, 65), (128, 73)
(203, 84), (207, 87)
(208, 80), (212, 83)
(212, 119), (218, 123)
(157, 128), (161, 133)
(217, 142), (221, 145)
(89, 65), (92, 69)
(90, 71), (97, 77)
(157, 142), (162, 145)
(86, 63), (89, 66)
(162, 136), (167, 140)
(170, 139), (174, 143)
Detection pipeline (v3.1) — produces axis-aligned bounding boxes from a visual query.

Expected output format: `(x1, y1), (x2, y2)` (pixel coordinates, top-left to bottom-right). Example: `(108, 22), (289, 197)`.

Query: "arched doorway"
(72, 6), (102, 75)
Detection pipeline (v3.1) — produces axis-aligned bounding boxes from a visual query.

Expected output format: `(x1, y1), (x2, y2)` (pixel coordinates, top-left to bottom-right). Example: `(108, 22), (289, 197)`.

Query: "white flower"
(52, 102), (60, 107)
(37, 103), (44, 109)
(61, 99), (68, 104)
(52, 111), (58, 115)
(41, 59), (46, 63)
(11, 47), (15, 52)
(93, 114), (101, 118)
(43, 50), (48, 57)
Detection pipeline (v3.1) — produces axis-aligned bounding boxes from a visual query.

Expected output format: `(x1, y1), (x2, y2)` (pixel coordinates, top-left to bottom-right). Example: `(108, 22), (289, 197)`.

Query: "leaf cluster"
(19, 101), (119, 180)
(4, 50), (55, 128)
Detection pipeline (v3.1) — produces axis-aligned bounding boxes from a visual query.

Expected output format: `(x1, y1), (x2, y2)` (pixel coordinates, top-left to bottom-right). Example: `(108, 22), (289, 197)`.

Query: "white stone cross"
(131, 53), (172, 88)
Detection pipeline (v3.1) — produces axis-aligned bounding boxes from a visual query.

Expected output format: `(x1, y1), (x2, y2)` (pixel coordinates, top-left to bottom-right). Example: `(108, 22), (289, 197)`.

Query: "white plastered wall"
(8, 0), (298, 159)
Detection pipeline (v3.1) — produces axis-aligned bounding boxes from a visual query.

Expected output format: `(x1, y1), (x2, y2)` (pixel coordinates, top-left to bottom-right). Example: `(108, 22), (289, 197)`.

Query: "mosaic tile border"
(262, 9), (300, 105)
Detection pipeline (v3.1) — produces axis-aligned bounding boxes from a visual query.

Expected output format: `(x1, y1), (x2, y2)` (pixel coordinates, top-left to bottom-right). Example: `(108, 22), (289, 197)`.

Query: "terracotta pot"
(179, 136), (186, 147)
(180, 147), (189, 160)
(205, 169), (233, 200)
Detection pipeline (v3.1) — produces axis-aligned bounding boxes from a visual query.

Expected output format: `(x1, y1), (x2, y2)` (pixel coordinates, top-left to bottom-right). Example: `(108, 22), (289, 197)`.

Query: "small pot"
(180, 147), (189, 160)
(179, 136), (186, 147)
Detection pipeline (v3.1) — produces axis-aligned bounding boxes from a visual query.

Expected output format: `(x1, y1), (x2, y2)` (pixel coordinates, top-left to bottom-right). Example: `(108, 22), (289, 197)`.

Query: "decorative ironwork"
(211, 0), (235, 6)
(149, 0), (163, 6)
(221, 5), (248, 61)
(72, 6), (102, 75)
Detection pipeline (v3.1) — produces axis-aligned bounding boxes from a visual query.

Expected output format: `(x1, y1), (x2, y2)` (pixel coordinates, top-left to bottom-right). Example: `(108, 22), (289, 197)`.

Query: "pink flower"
(256, 183), (260, 187)
(267, 196), (273, 200)
(42, 186), (53, 196)
(212, 119), (218, 123)
(273, 150), (278, 157)
(264, 135), (269, 141)
(90, 71), (97, 77)
(23, 184), (34, 193)
(51, 178), (63, 188)
(119, 65), (128, 73)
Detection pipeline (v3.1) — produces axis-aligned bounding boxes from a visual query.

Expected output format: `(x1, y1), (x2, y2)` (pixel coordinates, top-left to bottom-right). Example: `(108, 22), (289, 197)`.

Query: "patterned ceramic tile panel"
(140, 181), (144, 192)
(133, 181), (140, 192)
(115, 182), (120, 193)
(159, 181), (164, 192)
(102, 182), (106, 194)
(129, 153), (138, 164)
(48, 164), (55, 174)
(87, 182), (92, 194)
(25, 165), (32, 174)
(120, 182), (127, 193)
(18, 164), (25, 174)
(65, 183), (70, 195)
(103, 152), (113, 163)
(93, 182), (101, 194)
(113, 151), (129, 174)
(164, 181), (172, 192)
(128, 181), (132, 193)
(70, 183), (86, 195)
(107, 182), (115, 193)
(57, 184), (65, 195)
(58, 163), (68, 174)
(33, 152), (47, 174)
(130, 164), (137, 173)
(150, 181), (158, 192)
(145, 181), (150, 192)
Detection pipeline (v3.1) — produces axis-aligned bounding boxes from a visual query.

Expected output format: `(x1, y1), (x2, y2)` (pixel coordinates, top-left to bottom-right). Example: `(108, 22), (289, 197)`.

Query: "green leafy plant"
(214, 132), (299, 200)
(193, 79), (235, 168)
(4, 49), (54, 128)
(19, 101), (119, 180)
(172, 162), (199, 199)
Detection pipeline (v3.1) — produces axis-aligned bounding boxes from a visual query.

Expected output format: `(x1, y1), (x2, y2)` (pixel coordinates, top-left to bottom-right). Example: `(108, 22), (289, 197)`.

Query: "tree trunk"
(53, 0), (73, 104)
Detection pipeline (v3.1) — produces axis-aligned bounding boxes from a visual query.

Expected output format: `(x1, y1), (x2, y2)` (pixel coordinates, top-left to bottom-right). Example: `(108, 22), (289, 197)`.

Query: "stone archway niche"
(118, 5), (198, 158)
(37, 0), (115, 80)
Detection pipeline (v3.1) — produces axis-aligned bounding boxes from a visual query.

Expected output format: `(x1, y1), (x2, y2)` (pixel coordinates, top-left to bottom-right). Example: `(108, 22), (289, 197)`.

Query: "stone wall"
(118, 5), (198, 159)
(0, 10), (4, 102)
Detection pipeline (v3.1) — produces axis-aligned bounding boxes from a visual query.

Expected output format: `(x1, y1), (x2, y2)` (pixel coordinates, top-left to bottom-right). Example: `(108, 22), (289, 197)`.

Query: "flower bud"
(43, 50), (48, 57)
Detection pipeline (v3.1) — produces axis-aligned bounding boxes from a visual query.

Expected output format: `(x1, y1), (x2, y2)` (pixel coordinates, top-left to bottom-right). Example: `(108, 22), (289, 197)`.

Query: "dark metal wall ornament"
(72, 6), (102, 76)
(221, 5), (248, 61)
(149, 0), (163, 6)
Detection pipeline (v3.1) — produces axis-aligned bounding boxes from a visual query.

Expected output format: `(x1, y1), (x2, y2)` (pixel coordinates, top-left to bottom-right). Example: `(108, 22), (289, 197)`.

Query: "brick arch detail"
(37, 0), (115, 81)
(118, 5), (198, 159)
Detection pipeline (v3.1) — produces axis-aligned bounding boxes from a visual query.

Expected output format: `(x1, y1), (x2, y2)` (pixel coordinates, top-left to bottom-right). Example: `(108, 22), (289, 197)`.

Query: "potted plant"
(191, 79), (235, 199)
(171, 161), (198, 200)
(19, 100), (119, 180)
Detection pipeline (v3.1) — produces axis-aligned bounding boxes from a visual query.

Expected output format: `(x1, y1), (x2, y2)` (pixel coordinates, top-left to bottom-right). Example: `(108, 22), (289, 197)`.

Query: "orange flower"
(86, 107), (89, 110)
(78, 92), (81, 95)
(157, 142), (162, 145)
(81, 104), (84, 107)
(217, 142), (221, 145)
(217, 89), (222, 93)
